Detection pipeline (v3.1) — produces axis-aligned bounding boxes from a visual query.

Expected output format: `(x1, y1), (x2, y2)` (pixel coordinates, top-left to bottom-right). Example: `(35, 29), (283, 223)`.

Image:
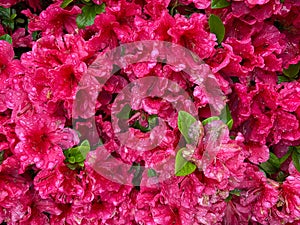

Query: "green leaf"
(277, 76), (290, 84)
(10, 13), (17, 20)
(278, 148), (292, 165)
(69, 156), (76, 164)
(129, 163), (143, 186)
(64, 140), (90, 167)
(211, 0), (231, 9)
(230, 76), (240, 83)
(132, 114), (158, 133)
(32, 31), (40, 41)
(230, 189), (241, 196)
(76, 3), (105, 29)
(225, 195), (232, 202)
(209, 14), (225, 44)
(147, 169), (157, 177)
(148, 115), (159, 130)
(292, 148), (300, 173)
(0, 7), (15, 30)
(2, 20), (14, 30)
(202, 116), (220, 126)
(283, 62), (300, 78)
(219, 105), (233, 129)
(0, 151), (4, 165)
(268, 152), (281, 169)
(259, 150), (293, 176)
(259, 153), (280, 175)
(178, 111), (198, 144)
(77, 139), (90, 161)
(0, 34), (12, 44)
(225, 189), (241, 202)
(175, 148), (197, 176)
(276, 171), (288, 182)
(67, 163), (77, 170)
(61, 0), (74, 8)
(0, 7), (11, 19)
(117, 104), (131, 119)
(15, 18), (25, 24)
(259, 161), (278, 175)
(78, 161), (85, 167)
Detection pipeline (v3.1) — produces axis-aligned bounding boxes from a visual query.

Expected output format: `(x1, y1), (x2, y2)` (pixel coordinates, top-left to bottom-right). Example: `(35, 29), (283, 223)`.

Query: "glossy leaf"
(209, 14), (225, 44)
(61, 0), (73, 8)
(178, 111), (198, 144)
(76, 3), (105, 29)
(292, 148), (300, 173)
(147, 169), (157, 177)
(283, 62), (300, 78)
(202, 116), (220, 126)
(0, 34), (12, 44)
(175, 148), (197, 176)
(211, 0), (231, 9)
(219, 105), (233, 129)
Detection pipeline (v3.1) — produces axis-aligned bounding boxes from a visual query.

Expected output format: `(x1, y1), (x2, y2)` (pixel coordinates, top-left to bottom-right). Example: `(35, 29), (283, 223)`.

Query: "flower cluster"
(0, 0), (299, 224)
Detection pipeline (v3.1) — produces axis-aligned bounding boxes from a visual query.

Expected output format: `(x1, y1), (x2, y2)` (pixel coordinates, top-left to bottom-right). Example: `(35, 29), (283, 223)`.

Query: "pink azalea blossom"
(13, 114), (79, 172)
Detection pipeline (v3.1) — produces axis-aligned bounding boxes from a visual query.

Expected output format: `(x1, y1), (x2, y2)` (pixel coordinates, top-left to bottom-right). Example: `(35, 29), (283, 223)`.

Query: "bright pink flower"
(241, 112), (273, 144)
(144, 0), (171, 19)
(224, 14), (264, 40)
(11, 28), (32, 48)
(0, 41), (14, 68)
(231, 0), (282, 22)
(199, 121), (246, 189)
(0, 0), (19, 7)
(269, 110), (300, 145)
(229, 84), (254, 128)
(206, 43), (240, 74)
(223, 198), (252, 225)
(34, 163), (94, 206)
(0, 0), (299, 223)
(245, 0), (270, 5)
(252, 23), (286, 56)
(277, 82), (300, 113)
(18, 194), (62, 225)
(0, 0), (41, 9)
(49, 60), (87, 100)
(23, 68), (51, 111)
(136, 173), (227, 225)
(225, 37), (264, 75)
(21, 34), (89, 69)
(270, 163), (300, 224)
(0, 174), (30, 224)
(23, 2), (81, 35)
(168, 14), (217, 59)
(251, 68), (278, 86)
(245, 142), (269, 164)
(237, 164), (280, 224)
(85, 0), (141, 51)
(0, 41), (25, 113)
(13, 114), (79, 172)
(92, 0), (103, 4)
(281, 163), (300, 220)
(192, 0), (211, 9)
(49, 204), (99, 225)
